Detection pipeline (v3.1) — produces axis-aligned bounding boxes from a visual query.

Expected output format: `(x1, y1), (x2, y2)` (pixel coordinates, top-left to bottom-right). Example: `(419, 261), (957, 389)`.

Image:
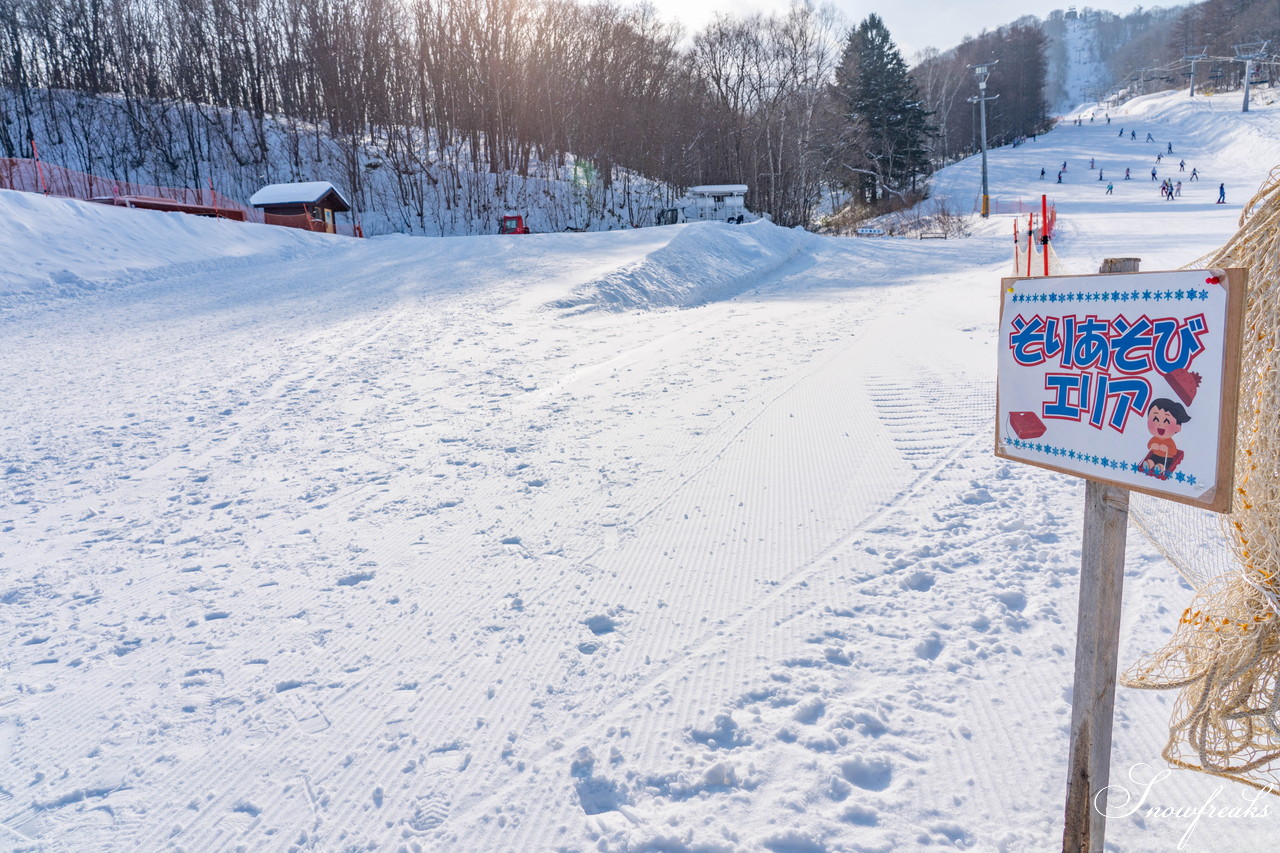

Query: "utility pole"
(968, 61), (998, 219)
(1185, 48), (1207, 97)
(1234, 42), (1269, 112)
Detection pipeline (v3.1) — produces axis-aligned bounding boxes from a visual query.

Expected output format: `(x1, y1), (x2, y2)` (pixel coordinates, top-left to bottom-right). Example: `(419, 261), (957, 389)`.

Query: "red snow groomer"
(499, 215), (531, 234)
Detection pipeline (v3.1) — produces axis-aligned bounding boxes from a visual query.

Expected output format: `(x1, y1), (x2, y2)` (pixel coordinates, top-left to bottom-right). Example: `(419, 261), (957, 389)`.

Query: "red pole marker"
(1042, 194), (1050, 277)
(1027, 213), (1035, 277)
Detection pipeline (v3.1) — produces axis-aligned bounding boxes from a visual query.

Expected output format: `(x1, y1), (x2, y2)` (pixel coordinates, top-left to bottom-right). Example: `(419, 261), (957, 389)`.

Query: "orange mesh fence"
(0, 158), (362, 236)
(0, 158), (263, 222)
(987, 198), (1058, 217)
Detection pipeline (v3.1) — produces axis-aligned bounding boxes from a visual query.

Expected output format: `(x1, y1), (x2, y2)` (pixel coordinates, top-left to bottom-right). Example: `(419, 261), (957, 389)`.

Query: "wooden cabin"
(249, 181), (351, 233)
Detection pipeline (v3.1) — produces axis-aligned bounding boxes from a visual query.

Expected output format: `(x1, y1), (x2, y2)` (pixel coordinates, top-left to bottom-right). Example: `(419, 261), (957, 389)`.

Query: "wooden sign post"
(1061, 258), (1137, 853)
(994, 259), (1247, 853)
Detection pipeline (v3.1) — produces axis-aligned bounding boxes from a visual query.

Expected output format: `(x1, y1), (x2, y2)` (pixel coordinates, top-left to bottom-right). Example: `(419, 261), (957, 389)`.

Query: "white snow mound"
(0, 188), (324, 306)
(551, 219), (809, 311)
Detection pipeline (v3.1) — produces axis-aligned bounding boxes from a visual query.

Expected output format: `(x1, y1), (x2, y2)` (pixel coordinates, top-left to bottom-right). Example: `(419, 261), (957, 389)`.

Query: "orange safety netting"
(1011, 210), (1066, 277)
(0, 158), (361, 237)
(0, 157), (260, 221)
(987, 198), (1057, 218)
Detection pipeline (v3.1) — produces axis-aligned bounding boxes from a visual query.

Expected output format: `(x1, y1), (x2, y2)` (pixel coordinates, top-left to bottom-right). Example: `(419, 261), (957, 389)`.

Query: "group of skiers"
(1159, 178), (1182, 199)
(1039, 125), (1227, 202)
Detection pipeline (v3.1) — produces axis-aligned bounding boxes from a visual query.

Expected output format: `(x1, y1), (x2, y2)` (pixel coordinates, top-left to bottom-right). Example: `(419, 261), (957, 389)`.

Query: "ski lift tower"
(1184, 48), (1208, 97)
(1234, 41), (1269, 112)
(967, 61), (998, 219)
(1133, 67), (1148, 96)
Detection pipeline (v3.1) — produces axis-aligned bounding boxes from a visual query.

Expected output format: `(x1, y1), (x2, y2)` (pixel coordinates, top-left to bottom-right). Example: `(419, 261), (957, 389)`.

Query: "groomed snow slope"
(2, 89), (1279, 852)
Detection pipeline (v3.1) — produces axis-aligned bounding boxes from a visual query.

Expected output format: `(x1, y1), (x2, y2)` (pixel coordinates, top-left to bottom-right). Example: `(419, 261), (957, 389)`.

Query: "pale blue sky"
(639, 0), (1173, 60)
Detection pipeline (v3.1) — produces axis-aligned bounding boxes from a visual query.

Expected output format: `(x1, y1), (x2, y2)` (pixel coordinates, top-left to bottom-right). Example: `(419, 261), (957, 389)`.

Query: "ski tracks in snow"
(3, 211), (1248, 851)
(2, 225), (999, 851)
(432, 249), (1011, 849)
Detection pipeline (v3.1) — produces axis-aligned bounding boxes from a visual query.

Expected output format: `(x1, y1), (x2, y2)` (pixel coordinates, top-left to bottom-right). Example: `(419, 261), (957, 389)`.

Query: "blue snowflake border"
(1009, 289), (1211, 304)
(1004, 437), (1197, 485)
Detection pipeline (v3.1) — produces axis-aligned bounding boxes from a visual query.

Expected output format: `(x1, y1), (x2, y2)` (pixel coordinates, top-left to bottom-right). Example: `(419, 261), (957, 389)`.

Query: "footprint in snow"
(901, 570), (935, 592)
(839, 754), (893, 791)
(915, 633), (944, 660)
(405, 791), (450, 831)
(583, 614), (617, 635)
(690, 713), (749, 750)
(996, 590), (1027, 612)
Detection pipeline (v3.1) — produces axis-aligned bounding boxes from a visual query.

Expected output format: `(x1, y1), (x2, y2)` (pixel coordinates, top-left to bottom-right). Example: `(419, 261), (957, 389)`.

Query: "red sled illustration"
(1009, 411), (1047, 439)
(1140, 449), (1185, 480)
(1163, 368), (1202, 407)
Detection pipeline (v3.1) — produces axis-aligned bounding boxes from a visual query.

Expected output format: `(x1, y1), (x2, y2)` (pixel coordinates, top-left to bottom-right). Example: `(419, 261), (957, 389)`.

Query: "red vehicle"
(499, 215), (530, 234)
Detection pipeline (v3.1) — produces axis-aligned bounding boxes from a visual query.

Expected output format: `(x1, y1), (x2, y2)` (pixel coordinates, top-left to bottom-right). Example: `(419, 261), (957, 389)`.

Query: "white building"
(687, 185), (749, 222)
(657, 184), (755, 225)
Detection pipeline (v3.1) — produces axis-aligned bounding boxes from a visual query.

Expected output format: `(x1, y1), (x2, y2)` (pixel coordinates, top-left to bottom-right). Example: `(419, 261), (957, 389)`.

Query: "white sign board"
(996, 268), (1245, 511)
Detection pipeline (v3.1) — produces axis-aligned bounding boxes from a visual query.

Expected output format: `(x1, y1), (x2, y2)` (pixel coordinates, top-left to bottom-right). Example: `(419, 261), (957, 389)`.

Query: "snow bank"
(550, 219), (810, 312)
(0, 188), (324, 307)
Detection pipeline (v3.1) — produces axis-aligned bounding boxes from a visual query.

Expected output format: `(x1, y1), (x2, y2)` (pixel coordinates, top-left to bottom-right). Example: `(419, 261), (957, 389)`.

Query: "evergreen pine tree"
(827, 14), (933, 205)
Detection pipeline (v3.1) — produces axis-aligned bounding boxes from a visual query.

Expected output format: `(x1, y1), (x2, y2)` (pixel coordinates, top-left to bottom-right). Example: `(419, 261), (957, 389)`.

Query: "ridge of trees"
(1042, 1), (1280, 108)
(0, 0), (848, 230)
(910, 24), (1052, 169)
(15, 0), (1241, 233)
(824, 13), (933, 207)
(1119, 0), (1280, 94)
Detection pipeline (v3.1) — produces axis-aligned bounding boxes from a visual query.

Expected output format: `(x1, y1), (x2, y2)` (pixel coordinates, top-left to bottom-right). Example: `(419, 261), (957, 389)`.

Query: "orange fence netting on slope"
(0, 158), (360, 237)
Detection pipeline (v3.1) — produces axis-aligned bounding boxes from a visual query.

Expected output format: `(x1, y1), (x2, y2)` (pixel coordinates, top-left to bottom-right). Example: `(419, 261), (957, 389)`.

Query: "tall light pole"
(968, 61), (999, 218)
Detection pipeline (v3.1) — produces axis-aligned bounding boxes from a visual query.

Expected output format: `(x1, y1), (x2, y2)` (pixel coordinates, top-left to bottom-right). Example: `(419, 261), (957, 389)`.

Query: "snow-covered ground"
(2, 89), (1278, 852)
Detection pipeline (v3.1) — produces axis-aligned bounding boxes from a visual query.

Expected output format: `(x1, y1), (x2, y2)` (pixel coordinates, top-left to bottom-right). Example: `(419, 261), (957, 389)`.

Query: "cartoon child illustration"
(1139, 398), (1189, 478)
